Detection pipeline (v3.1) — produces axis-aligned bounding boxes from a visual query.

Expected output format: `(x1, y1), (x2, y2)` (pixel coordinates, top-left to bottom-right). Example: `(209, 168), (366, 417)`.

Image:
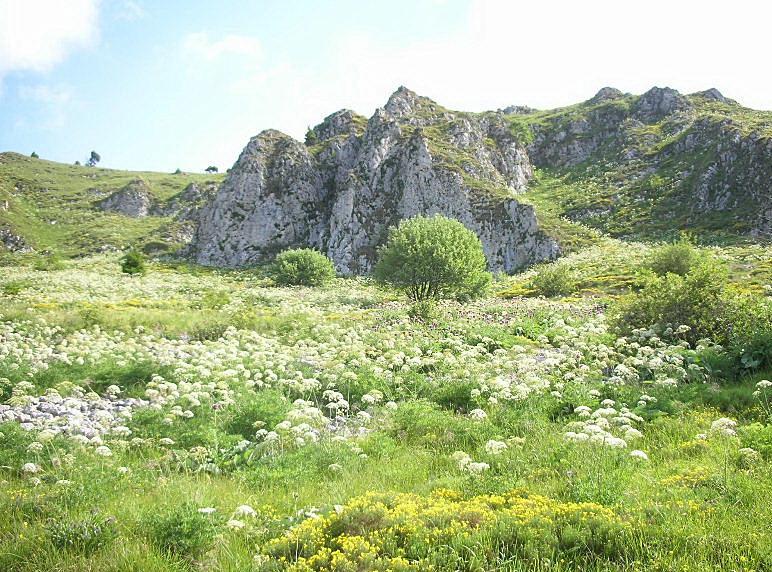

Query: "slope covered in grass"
(0, 153), (223, 255)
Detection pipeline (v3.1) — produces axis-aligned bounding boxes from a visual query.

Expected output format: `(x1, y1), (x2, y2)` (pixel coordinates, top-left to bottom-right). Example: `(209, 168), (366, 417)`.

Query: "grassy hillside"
(0, 152), (224, 255)
(3, 86), (771, 261)
(506, 91), (772, 242)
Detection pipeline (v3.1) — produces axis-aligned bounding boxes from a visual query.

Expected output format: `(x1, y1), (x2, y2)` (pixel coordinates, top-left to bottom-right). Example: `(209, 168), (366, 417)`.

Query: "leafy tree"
(30, 151), (39, 158)
(205, 165), (218, 173)
(304, 126), (318, 146)
(74, 160), (81, 166)
(374, 215), (491, 302)
(120, 249), (146, 275)
(86, 151), (101, 167)
(272, 248), (336, 286)
(173, 168), (182, 175)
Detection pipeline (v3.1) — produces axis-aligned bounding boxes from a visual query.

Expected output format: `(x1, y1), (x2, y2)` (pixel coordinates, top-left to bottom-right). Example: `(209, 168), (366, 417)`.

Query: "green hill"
(0, 152), (224, 256)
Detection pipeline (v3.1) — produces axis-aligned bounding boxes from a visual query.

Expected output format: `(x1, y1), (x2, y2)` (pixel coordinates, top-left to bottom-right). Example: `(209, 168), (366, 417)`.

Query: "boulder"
(98, 179), (152, 217)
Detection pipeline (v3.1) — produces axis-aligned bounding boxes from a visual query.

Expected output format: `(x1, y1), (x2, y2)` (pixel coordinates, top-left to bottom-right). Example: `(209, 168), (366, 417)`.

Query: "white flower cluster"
(710, 417), (737, 437)
(564, 399), (645, 450)
(451, 451), (490, 475)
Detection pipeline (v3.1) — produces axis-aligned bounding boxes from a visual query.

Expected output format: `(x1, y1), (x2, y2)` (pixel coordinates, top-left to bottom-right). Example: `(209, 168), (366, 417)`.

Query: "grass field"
(0, 248), (770, 571)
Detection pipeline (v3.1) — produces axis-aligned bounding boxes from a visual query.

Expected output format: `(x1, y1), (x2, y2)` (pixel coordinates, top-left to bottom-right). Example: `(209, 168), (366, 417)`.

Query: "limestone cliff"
(193, 87), (559, 273)
(189, 85), (772, 270)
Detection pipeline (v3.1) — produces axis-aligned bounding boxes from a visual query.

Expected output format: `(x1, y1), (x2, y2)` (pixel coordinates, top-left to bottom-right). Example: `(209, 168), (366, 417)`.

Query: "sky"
(1, 0), (771, 173)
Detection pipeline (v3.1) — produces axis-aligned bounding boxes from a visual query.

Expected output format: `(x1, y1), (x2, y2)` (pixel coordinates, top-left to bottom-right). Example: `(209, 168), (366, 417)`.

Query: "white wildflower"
(234, 504), (257, 517)
(710, 417), (737, 437)
(484, 440), (508, 455)
(95, 445), (112, 457)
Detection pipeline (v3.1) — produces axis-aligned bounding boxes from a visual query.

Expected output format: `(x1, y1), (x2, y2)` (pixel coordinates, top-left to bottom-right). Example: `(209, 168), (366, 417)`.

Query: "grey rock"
(152, 181), (219, 221)
(0, 227), (32, 252)
(98, 178), (153, 217)
(311, 109), (362, 142)
(633, 87), (691, 122)
(192, 88), (558, 273)
(589, 87), (625, 104)
(691, 88), (734, 104)
(501, 105), (537, 115)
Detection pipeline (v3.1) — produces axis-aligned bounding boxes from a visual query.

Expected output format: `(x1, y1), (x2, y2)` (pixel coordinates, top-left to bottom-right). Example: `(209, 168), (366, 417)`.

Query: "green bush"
(33, 253), (65, 271)
(374, 215), (491, 302)
(740, 423), (772, 459)
(407, 299), (440, 322)
(716, 294), (772, 372)
(120, 249), (146, 275)
(2, 279), (32, 295)
(272, 248), (336, 286)
(530, 262), (578, 297)
(612, 258), (772, 373)
(47, 513), (117, 555)
(647, 237), (699, 276)
(198, 289), (231, 309)
(611, 259), (727, 345)
(223, 390), (291, 439)
(143, 502), (219, 560)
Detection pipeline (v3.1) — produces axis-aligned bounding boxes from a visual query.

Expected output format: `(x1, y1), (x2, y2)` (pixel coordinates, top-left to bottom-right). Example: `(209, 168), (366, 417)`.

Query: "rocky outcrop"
(193, 88), (558, 273)
(98, 179), (152, 217)
(152, 181), (218, 220)
(95, 179), (218, 245)
(691, 88), (733, 104)
(0, 227), (31, 252)
(589, 87), (625, 104)
(633, 87), (691, 122)
(190, 85), (770, 268)
(520, 85), (771, 236)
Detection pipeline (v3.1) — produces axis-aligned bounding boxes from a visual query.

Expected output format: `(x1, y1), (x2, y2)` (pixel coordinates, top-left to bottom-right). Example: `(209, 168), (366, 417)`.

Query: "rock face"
(190, 85), (772, 269)
(193, 88), (559, 273)
(632, 86), (691, 122)
(152, 182), (218, 220)
(519, 86), (772, 237)
(98, 179), (153, 217)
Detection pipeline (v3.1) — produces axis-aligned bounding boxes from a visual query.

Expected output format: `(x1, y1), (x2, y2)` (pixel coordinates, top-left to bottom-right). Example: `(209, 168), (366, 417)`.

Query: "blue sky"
(1, 0), (771, 172)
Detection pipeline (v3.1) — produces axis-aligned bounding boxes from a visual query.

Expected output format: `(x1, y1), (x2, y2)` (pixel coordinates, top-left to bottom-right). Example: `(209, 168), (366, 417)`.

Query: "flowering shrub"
(258, 489), (627, 569)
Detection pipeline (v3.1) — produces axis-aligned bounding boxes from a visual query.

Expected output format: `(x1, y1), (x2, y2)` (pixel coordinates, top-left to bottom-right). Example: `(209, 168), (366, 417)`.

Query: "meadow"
(0, 242), (771, 571)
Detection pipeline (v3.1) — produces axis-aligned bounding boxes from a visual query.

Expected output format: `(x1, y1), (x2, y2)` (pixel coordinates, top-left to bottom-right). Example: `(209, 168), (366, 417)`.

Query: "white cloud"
(115, 0), (145, 21)
(182, 32), (262, 63)
(16, 83), (74, 130)
(0, 0), (99, 84)
(18, 84), (73, 104)
(220, 0), (772, 155)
